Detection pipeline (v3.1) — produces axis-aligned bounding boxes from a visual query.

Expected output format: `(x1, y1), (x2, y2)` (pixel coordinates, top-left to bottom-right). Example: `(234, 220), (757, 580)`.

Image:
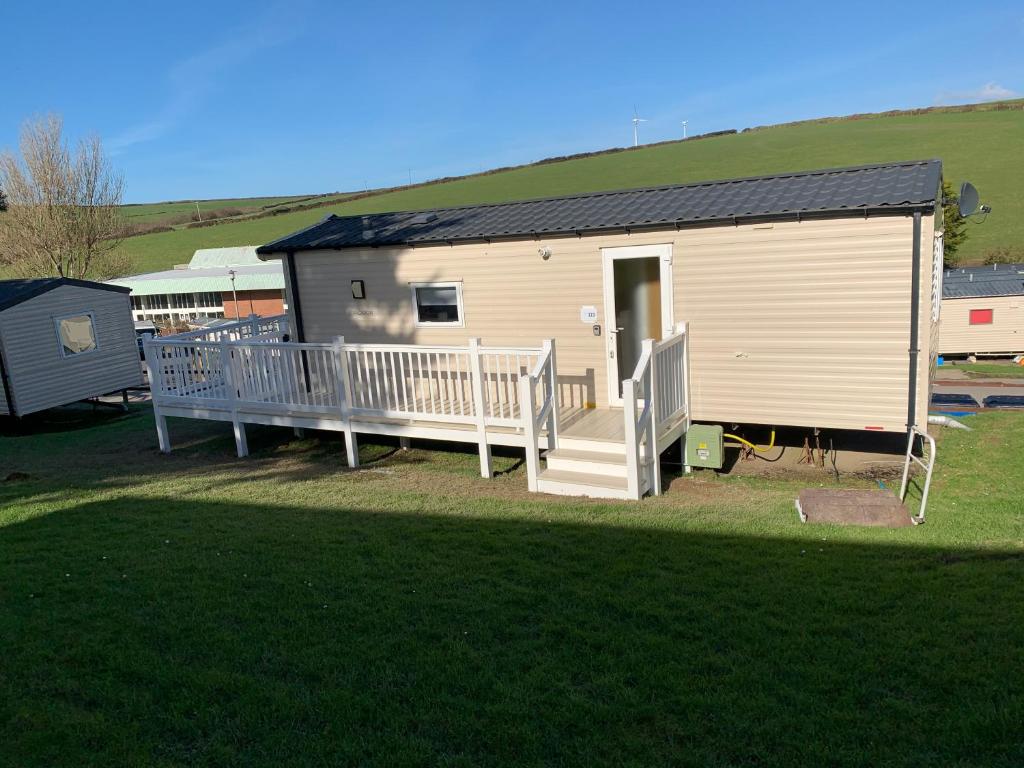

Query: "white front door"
(601, 244), (674, 406)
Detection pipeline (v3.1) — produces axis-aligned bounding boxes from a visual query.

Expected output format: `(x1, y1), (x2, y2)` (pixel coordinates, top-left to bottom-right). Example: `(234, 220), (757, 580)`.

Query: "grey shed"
(0, 278), (142, 417)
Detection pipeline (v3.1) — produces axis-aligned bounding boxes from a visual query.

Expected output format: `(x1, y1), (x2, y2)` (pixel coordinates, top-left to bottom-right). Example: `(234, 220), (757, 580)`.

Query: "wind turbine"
(681, 120), (688, 139)
(632, 106), (647, 147)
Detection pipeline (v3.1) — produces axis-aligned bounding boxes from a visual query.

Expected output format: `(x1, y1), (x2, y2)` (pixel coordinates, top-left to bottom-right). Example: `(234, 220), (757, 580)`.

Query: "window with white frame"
(55, 313), (98, 357)
(411, 282), (464, 326)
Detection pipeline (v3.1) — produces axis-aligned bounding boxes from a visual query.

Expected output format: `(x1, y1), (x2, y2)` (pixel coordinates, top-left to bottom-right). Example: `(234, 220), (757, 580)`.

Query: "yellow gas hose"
(723, 429), (776, 452)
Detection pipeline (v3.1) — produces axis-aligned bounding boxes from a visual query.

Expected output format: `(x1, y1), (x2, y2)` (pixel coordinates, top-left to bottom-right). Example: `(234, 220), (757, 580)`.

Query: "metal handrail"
(899, 426), (936, 524)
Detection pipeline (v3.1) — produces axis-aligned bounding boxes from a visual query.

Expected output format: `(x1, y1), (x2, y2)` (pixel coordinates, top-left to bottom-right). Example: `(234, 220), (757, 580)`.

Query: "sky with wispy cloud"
(2, 0), (1022, 201)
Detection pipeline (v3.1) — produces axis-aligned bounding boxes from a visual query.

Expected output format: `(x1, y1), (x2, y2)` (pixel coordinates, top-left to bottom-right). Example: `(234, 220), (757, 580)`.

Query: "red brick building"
(108, 246), (285, 326)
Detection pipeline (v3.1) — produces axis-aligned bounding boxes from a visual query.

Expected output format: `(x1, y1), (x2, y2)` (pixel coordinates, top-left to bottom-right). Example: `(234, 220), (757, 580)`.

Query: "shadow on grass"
(0, 407), (532, 506)
(0, 402), (133, 437)
(1, 496), (1021, 767)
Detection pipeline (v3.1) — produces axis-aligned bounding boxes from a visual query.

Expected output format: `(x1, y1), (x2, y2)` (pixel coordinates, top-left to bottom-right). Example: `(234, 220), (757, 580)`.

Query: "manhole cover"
(796, 488), (911, 527)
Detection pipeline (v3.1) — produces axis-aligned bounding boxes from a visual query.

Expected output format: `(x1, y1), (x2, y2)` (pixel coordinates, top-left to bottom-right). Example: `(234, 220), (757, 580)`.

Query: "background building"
(108, 246), (285, 328)
(940, 263), (1024, 356)
(0, 278), (141, 417)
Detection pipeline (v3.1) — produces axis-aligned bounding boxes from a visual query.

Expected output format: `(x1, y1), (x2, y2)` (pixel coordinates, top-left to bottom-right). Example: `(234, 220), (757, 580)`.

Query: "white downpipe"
(928, 414), (972, 431)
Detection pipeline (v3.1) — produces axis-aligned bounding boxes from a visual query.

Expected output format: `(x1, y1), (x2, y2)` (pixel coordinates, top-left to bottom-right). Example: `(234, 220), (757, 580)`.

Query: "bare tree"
(0, 115), (129, 280)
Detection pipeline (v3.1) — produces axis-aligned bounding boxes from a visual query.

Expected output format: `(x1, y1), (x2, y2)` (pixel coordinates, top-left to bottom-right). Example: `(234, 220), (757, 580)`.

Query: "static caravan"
(0, 278), (142, 418)
(939, 263), (1024, 356)
(146, 160), (944, 499)
(257, 160), (943, 430)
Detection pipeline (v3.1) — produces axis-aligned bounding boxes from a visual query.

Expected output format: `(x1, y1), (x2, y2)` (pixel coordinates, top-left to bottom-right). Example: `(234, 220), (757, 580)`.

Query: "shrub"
(942, 181), (968, 268)
(982, 246), (1024, 265)
(190, 207), (245, 223)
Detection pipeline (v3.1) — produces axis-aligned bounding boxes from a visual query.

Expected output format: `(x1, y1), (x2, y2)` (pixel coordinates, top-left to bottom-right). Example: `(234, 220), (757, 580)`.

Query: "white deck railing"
(622, 323), (690, 499)
(148, 338), (340, 412)
(338, 342), (542, 427)
(145, 332), (554, 475)
(233, 342), (341, 413)
(651, 325), (689, 436)
(166, 313), (289, 343)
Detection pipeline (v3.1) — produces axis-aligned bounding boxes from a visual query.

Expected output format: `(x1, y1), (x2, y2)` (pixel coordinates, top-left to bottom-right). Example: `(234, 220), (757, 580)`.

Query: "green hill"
(121, 192), (360, 234)
(125, 196), (304, 226)
(118, 102), (1024, 273)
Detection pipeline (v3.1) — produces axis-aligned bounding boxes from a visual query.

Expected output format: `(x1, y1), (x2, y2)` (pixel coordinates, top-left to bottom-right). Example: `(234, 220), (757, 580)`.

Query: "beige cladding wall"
(289, 213), (933, 433)
(292, 236), (610, 411)
(939, 295), (1024, 354)
(678, 215), (933, 432)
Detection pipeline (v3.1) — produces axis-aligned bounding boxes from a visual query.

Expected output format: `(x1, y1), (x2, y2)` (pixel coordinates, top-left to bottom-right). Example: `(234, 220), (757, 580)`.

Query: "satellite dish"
(958, 182), (980, 217)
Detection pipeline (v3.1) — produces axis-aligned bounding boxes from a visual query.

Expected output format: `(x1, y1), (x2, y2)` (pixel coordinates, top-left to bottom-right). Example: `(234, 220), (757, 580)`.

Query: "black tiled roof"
(0, 277), (129, 312)
(943, 264), (1024, 299)
(258, 159), (942, 254)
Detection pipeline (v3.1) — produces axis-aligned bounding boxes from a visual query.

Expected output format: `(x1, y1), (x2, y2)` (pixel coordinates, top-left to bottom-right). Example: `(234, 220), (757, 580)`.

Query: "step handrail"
(623, 342), (655, 500)
(520, 339), (559, 492)
(621, 322), (691, 499)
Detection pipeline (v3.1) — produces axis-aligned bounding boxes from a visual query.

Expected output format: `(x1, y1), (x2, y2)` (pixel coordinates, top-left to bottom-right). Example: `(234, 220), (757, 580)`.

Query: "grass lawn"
(946, 362), (1024, 379)
(1, 407), (1022, 766)
(116, 104), (1024, 273)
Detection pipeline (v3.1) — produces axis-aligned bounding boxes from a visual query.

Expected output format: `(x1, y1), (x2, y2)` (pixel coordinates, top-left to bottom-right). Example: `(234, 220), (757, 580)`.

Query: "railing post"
(680, 321), (692, 474)
(221, 340), (247, 457)
(333, 336), (359, 468)
(143, 337), (171, 454)
(468, 337), (493, 478)
(543, 338), (559, 452)
(520, 375), (540, 492)
(645, 339), (662, 496)
(623, 378), (641, 500)
(248, 313), (259, 338)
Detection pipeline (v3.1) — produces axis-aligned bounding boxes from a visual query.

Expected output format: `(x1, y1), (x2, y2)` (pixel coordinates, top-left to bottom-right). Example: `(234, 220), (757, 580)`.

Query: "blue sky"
(3, 0), (1022, 202)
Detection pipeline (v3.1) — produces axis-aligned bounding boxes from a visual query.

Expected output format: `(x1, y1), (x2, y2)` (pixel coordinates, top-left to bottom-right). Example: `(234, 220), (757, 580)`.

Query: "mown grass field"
(1, 406), (1022, 766)
(117, 103), (1024, 274)
(122, 196), (311, 226)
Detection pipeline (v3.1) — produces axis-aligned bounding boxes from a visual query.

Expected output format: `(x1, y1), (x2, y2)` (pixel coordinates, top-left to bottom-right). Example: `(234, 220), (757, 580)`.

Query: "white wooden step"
(557, 435), (651, 460)
(536, 468), (647, 500)
(556, 435), (625, 454)
(544, 447), (628, 478)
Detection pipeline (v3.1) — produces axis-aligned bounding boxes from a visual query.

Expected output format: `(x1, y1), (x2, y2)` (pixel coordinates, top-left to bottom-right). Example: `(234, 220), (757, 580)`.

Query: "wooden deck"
(561, 406), (625, 441)
(145, 315), (691, 499)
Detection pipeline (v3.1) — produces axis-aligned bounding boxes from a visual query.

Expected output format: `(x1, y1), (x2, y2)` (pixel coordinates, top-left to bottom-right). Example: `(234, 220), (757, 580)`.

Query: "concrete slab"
(796, 488), (912, 528)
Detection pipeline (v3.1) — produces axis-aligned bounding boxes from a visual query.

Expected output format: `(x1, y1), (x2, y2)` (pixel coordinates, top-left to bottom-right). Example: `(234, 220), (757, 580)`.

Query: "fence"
(167, 313), (289, 343)
(146, 333), (554, 475)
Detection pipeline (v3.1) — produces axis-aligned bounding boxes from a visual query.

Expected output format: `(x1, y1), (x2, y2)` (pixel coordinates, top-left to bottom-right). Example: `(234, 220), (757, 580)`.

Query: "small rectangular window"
(969, 309), (993, 325)
(412, 282), (463, 326)
(56, 313), (98, 356)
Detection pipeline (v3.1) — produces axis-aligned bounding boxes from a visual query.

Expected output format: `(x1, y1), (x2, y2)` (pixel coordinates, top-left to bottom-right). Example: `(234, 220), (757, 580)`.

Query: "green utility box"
(685, 424), (724, 469)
